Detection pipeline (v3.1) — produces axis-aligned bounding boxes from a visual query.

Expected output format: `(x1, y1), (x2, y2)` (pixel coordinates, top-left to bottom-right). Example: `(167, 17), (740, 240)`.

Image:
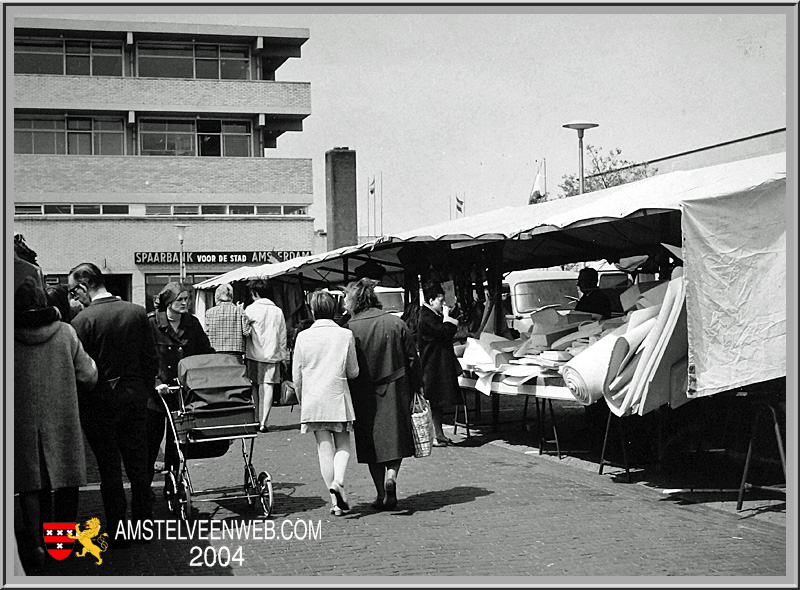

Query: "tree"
(557, 145), (658, 198)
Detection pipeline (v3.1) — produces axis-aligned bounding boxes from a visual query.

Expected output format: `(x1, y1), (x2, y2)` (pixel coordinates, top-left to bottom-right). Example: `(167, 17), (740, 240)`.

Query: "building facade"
(12, 16), (314, 310)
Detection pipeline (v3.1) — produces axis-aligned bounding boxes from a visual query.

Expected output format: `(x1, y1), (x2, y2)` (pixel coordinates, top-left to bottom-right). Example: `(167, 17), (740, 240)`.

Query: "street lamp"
(563, 121), (599, 194)
(174, 224), (188, 283)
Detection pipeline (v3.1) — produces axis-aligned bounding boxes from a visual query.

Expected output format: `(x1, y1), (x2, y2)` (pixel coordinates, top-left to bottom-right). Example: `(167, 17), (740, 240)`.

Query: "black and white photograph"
(6, 2), (796, 586)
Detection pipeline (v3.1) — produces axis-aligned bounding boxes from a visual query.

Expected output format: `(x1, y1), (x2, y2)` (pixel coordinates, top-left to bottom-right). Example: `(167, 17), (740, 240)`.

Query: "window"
(140, 120), (195, 156)
(15, 116), (124, 155)
(284, 206), (308, 215)
(229, 205), (254, 215)
(15, 205), (42, 215)
(256, 205), (282, 215)
(15, 38), (122, 76)
(44, 204), (72, 214)
(102, 205), (129, 214)
(137, 42), (249, 80)
(140, 119), (251, 157)
(173, 205), (199, 215)
(146, 205), (172, 215)
(201, 205), (227, 214)
(73, 204), (101, 215)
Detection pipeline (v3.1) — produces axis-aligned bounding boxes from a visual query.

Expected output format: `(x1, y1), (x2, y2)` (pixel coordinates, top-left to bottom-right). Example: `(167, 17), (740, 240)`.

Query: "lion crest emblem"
(67, 518), (109, 565)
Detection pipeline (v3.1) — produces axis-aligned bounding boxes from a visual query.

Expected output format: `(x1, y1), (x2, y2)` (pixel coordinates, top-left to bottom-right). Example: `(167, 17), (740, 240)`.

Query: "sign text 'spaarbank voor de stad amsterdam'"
(134, 251), (311, 265)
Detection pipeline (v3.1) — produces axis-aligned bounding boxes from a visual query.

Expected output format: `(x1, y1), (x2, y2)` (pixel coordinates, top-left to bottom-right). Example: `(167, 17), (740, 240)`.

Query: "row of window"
(15, 204), (309, 216)
(14, 116), (253, 157)
(15, 39), (251, 80)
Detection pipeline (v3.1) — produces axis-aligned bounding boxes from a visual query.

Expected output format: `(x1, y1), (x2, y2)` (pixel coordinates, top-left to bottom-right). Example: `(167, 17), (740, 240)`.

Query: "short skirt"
(246, 359), (281, 385)
(300, 421), (354, 434)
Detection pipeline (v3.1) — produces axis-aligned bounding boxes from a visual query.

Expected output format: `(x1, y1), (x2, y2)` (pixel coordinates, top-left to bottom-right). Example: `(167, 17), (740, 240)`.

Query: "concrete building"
(12, 16), (314, 310)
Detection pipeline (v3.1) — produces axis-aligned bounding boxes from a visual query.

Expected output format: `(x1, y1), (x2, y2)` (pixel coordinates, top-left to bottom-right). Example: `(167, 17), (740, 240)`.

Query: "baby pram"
(159, 353), (274, 521)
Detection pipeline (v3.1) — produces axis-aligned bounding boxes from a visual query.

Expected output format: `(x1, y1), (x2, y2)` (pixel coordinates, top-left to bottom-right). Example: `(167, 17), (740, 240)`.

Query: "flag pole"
(543, 158), (546, 197)
(366, 176), (371, 238)
(380, 172), (383, 236)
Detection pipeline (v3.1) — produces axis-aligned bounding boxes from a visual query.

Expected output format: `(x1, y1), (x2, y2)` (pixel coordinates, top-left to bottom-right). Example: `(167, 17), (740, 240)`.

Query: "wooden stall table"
(458, 369), (577, 458)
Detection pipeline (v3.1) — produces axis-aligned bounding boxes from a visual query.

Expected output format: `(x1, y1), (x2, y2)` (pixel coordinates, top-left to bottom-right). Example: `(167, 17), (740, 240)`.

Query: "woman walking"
(147, 282), (214, 487)
(292, 291), (359, 516)
(345, 279), (421, 511)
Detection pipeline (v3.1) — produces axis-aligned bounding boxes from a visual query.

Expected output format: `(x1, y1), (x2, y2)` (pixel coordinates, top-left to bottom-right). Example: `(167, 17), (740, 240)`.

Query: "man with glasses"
(68, 262), (158, 548)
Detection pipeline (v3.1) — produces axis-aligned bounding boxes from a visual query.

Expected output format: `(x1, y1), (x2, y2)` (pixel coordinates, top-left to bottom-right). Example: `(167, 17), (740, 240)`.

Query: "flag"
(369, 178), (375, 195)
(455, 195), (464, 214)
(529, 162), (545, 204)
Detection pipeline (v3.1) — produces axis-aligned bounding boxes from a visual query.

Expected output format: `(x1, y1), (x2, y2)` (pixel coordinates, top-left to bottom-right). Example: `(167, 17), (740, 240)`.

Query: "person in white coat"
(292, 290), (359, 516)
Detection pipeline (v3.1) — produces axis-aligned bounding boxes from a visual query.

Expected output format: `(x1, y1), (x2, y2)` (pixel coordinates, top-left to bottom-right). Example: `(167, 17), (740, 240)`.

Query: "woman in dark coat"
(345, 279), (421, 511)
(417, 281), (463, 445)
(146, 282), (214, 487)
(14, 277), (98, 570)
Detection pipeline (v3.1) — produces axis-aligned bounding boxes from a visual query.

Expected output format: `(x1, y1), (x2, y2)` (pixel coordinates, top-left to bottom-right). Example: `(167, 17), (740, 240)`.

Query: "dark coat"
(15, 318), (98, 492)
(417, 305), (462, 408)
(575, 289), (612, 319)
(147, 310), (214, 412)
(71, 296), (158, 390)
(347, 308), (421, 464)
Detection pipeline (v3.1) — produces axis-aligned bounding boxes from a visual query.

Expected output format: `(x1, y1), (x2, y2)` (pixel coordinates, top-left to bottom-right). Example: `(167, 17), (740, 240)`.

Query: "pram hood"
(177, 353), (252, 411)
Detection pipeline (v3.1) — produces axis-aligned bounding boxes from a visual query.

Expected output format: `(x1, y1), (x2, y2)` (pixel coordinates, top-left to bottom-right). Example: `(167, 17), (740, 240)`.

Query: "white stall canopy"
(195, 152), (787, 399)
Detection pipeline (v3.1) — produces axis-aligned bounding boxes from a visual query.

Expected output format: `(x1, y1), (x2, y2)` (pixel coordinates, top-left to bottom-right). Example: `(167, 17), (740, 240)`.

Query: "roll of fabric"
(559, 333), (618, 406)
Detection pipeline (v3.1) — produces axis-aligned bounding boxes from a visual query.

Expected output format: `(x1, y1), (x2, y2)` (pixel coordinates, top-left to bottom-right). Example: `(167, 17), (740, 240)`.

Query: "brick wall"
(14, 155), (313, 203)
(14, 75), (311, 115)
(14, 217), (315, 304)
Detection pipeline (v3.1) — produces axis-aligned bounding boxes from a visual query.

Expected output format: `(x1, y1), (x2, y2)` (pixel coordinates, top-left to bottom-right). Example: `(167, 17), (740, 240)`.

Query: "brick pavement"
(12, 399), (789, 582)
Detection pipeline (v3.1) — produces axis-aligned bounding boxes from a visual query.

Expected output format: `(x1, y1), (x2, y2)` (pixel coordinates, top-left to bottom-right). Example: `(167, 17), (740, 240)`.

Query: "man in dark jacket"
(69, 262), (158, 547)
(575, 268), (612, 319)
(417, 281), (462, 446)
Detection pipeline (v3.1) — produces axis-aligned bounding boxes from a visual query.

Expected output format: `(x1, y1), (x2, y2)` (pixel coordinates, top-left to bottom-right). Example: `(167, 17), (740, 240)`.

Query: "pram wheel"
(164, 471), (177, 513)
(244, 465), (258, 506)
(177, 474), (193, 522)
(257, 471), (274, 518)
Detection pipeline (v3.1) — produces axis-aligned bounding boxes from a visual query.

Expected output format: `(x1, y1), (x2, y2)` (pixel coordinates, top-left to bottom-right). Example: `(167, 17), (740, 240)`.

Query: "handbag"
(274, 379), (298, 406)
(273, 363), (298, 407)
(410, 391), (436, 458)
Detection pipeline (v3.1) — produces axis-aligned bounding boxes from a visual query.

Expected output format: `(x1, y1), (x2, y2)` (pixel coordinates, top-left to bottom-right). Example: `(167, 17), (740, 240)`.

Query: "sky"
(19, 5), (790, 237)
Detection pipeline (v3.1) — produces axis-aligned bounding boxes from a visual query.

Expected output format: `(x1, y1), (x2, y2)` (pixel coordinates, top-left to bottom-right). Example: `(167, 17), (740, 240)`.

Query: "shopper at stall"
(244, 279), (289, 433)
(345, 278), (420, 511)
(205, 282), (251, 362)
(292, 290), (360, 516)
(68, 262), (158, 547)
(417, 280), (462, 446)
(575, 267), (612, 319)
(147, 282), (215, 487)
(15, 277), (98, 571)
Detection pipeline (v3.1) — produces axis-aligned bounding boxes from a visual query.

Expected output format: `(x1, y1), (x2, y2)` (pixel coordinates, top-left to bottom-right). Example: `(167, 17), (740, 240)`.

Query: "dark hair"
(309, 290), (337, 320)
(16, 276), (48, 312)
(157, 282), (191, 312)
(578, 267), (599, 287)
(46, 285), (72, 324)
(247, 278), (270, 299)
(68, 262), (105, 289)
(422, 280), (445, 303)
(344, 279), (381, 316)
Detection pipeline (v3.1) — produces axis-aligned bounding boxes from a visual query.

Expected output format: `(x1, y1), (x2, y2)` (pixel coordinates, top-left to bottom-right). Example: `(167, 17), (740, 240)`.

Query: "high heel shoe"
(383, 477), (397, 510)
(329, 481), (350, 512)
(330, 504), (343, 517)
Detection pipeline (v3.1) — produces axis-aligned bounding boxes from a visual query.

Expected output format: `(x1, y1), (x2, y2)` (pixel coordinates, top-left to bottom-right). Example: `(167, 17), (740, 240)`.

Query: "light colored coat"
(15, 320), (98, 493)
(244, 298), (288, 363)
(292, 319), (359, 423)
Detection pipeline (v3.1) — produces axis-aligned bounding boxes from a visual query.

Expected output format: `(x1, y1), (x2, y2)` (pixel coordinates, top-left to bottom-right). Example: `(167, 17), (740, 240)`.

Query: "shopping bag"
(410, 391), (435, 458)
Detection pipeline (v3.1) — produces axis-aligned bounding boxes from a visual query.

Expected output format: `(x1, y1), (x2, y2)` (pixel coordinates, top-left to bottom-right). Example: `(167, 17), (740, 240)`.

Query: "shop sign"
(134, 250), (311, 265)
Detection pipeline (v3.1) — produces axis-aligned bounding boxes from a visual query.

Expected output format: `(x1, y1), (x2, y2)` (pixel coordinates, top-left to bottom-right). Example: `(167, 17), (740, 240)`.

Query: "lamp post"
(174, 224), (188, 283)
(563, 121), (599, 194)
